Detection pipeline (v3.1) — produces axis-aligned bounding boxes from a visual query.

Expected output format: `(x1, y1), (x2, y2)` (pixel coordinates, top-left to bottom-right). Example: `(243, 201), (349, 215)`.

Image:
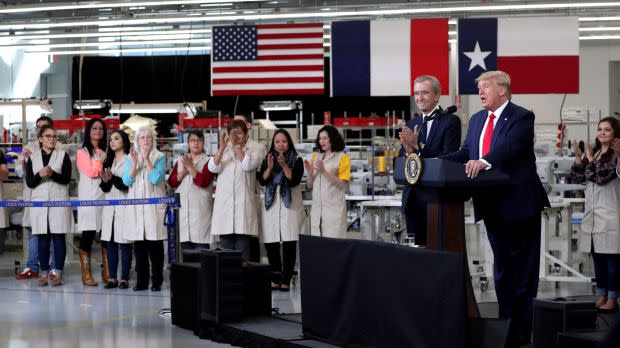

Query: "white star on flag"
(463, 41), (492, 71)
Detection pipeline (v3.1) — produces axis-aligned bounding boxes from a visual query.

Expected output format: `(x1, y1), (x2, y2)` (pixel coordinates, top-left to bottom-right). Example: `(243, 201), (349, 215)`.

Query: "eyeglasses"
(91, 127), (105, 131)
(42, 134), (58, 140)
(188, 139), (203, 143)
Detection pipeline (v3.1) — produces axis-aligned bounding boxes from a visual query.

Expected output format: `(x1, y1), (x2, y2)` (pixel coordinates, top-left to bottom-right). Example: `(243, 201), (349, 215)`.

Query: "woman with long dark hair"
(76, 118), (108, 286)
(100, 130), (132, 289)
(304, 125), (350, 239)
(168, 129), (215, 250)
(570, 116), (620, 312)
(26, 125), (72, 286)
(258, 129), (305, 291)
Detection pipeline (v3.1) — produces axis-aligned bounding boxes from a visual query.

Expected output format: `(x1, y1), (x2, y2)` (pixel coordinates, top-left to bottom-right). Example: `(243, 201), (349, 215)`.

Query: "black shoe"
(151, 285), (161, 292)
(104, 280), (119, 289)
(119, 281), (129, 289)
(133, 285), (148, 291)
(597, 305), (619, 313)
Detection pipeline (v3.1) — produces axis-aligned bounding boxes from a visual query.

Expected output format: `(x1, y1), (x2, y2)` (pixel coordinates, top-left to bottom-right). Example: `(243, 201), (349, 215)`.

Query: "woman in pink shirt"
(76, 118), (107, 286)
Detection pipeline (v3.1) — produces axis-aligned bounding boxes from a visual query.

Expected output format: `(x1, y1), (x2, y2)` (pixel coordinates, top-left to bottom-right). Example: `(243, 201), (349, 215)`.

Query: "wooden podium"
(394, 158), (509, 317)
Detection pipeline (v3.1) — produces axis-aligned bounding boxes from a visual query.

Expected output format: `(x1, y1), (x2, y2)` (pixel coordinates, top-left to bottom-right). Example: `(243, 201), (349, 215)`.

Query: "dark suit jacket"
(399, 113), (461, 212)
(441, 101), (550, 222)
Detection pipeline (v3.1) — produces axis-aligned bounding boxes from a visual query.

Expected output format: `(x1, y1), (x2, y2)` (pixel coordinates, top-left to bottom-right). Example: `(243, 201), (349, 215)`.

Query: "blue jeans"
(592, 252), (620, 299)
(25, 227), (55, 272)
(107, 241), (133, 281)
(38, 231), (66, 272)
(219, 234), (251, 261)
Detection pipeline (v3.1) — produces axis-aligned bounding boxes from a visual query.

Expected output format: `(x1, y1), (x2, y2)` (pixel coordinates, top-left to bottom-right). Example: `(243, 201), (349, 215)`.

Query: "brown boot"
(50, 271), (63, 287)
(101, 244), (110, 284)
(79, 249), (98, 286)
(37, 272), (49, 287)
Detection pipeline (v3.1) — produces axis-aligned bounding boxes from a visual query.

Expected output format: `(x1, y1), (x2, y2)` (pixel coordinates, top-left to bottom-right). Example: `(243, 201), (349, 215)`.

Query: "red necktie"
(481, 113), (496, 157)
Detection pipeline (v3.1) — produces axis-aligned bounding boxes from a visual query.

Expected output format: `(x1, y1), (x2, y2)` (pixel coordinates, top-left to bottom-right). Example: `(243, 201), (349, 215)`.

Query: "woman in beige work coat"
(100, 130), (132, 289)
(26, 125), (72, 287)
(123, 126), (167, 292)
(76, 118), (107, 286)
(570, 117), (620, 313)
(258, 129), (306, 291)
(168, 129), (215, 249)
(208, 119), (262, 261)
(304, 125), (351, 239)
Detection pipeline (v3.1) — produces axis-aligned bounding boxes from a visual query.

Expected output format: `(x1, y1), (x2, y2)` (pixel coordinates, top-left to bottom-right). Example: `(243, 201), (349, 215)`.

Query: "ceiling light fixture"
(25, 46), (211, 56)
(0, 28), (211, 43)
(580, 35), (620, 39)
(0, 0), (265, 14)
(2, 2), (620, 30)
(20, 38), (211, 51)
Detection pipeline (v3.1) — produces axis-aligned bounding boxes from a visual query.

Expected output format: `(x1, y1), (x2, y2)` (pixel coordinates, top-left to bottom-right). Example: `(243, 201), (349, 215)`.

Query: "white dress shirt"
(478, 99), (509, 167)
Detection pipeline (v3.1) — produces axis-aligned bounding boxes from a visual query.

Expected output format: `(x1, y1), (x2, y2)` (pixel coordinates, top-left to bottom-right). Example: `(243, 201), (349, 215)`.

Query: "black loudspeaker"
(532, 298), (597, 348)
(243, 262), (272, 317)
(198, 249), (243, 324)
(170, 262), (201, 331)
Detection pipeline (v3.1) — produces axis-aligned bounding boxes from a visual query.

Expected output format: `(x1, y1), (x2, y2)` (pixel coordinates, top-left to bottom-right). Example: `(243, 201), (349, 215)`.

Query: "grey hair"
(414, 75), (441, 95)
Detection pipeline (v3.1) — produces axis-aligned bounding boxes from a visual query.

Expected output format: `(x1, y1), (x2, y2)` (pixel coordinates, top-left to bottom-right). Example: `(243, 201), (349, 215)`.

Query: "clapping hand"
(130, 149), (138, 165)
(181, 154), (193, 169)
(303, 159), (314, 177)
(585, 143), (594, 162)
(219, 132), (229, 151)
(38, 165), (53, 178)
(101, 168), (112, 183)
(399, 125), (419, 153)
(266, 153), (275, 171)
(277, 152), (288, 169)
(612, 137), (620, 154)
(314, 159), (325, 173)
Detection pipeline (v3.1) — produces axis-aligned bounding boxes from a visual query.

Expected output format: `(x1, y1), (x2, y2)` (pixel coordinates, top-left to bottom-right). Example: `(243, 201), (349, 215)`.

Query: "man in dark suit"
(398, 75), (461, 245)
(442, 71), (550, 347)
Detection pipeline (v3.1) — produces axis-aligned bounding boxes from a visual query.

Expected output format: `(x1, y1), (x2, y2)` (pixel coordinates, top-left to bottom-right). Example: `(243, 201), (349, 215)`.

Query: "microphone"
(424, 105), (457, 122)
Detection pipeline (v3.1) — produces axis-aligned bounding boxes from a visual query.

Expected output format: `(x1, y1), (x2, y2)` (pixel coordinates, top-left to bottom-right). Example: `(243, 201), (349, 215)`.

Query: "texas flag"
(331, 18), (449, 96)
(458, 17), (579, 94)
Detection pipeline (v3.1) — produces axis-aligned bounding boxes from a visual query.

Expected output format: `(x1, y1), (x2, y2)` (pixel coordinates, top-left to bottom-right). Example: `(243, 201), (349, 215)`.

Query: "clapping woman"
(123, 126), (167, 292)
(168, 130), (215, 251)
(100, 130), (132, 289)
(208, 120), (262, 261)
(304, 125), (350, 239)
(76, 118), (107, 286)
(26, 125), (72, 286)
(258, 129), (305, 291)
(570, 117), (620, 313)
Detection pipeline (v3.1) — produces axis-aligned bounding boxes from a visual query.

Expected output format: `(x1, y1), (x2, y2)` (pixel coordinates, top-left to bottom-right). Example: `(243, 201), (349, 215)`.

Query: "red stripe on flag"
(258, 23), (323, 29)
(410, 18), (450, 96)
(498, 56), (579, 94)
(257, 54), (324, 60)
(257, 33), (323, 40)
(213, 89), (324, 96)
(213, 77), (324, 84)
(213, 65), (324, 73)
(257, 43), (324, 50)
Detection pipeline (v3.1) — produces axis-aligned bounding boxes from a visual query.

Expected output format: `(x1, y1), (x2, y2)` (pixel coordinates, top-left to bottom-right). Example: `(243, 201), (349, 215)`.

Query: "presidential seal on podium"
(404, 153), (422, 185)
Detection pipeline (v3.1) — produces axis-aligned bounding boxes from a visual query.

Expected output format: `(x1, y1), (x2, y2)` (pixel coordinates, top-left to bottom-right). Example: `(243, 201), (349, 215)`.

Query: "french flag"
(331, 19), (449, 96)
(458, 17), (579, 94)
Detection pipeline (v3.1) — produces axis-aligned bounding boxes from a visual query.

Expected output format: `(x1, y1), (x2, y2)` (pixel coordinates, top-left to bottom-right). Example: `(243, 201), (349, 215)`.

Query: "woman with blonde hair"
(123, 126), (167, 291)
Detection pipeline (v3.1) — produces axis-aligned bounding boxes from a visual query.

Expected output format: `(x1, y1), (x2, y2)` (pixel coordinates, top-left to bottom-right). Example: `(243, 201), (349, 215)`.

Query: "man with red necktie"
(442, 70), (550, 348)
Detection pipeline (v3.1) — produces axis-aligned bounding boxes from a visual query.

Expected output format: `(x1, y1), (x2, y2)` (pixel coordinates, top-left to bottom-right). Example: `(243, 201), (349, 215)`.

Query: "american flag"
(211, 23), (325, 96)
